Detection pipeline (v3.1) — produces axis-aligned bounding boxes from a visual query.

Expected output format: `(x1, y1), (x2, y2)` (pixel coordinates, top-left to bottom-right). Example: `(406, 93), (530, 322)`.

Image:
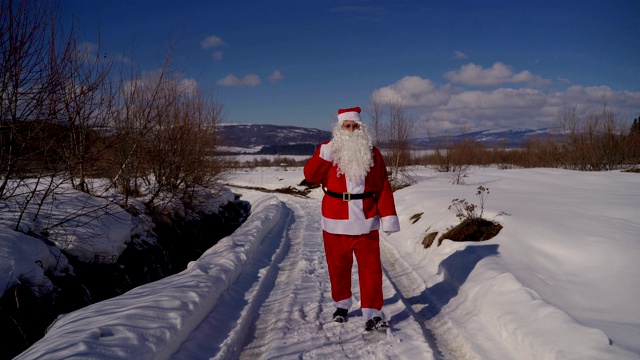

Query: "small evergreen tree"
(631, 116), (640, 135)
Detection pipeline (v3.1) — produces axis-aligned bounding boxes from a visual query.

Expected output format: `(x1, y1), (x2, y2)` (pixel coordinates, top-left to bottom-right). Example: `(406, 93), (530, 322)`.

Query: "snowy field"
(5, 166), (640, 359)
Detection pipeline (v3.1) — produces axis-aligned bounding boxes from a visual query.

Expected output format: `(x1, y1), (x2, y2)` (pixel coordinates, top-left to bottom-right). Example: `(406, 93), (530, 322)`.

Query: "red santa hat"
(337, 106), (362, 124)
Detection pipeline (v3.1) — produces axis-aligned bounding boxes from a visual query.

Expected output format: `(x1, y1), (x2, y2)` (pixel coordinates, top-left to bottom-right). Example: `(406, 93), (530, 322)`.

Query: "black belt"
(323, 187), (376, 201)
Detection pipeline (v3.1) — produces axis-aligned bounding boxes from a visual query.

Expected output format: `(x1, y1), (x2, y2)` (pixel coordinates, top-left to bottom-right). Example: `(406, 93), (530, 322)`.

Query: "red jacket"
(304, 141), (400, 235)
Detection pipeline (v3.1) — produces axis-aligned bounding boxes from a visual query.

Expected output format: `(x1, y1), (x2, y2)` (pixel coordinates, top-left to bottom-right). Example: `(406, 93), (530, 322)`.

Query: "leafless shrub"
(438, 186), (502, 245)
(0, 0), (83, 231)
(142, 78), (225, 209)
(423, 132), (485, 184)
(226, 156), (309, 170)
(103, 59), (161, 200)
(449, 139), (484, 184)
(448, 186), (489, 222)
(1, 0), (65, 199)
(429, 143), (454, 173)
(556, 104), (635, 171)
(367, 100), (415, 189)
(51, 36), (116, 194)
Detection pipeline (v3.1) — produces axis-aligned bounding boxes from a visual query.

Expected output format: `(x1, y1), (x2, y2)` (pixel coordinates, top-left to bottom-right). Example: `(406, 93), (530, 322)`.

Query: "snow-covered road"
(173, 192), (436, 359)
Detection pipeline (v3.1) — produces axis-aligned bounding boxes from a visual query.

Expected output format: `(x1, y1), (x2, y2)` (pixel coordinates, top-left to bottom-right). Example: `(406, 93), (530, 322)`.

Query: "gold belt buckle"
(342, 192), (351, 201)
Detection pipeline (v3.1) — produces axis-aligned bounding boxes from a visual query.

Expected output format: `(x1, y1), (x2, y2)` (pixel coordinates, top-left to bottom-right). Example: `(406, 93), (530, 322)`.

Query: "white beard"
(331, 123), (374, 182)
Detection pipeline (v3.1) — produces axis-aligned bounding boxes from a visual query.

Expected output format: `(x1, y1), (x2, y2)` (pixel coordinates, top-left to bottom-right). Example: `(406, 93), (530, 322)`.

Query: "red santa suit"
(304, 138), (400, 321)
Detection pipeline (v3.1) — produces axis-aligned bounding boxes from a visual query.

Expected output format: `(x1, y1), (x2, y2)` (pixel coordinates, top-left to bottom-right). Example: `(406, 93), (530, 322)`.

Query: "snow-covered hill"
(218, 124), (331, 155)
(413, 128), (568, 148)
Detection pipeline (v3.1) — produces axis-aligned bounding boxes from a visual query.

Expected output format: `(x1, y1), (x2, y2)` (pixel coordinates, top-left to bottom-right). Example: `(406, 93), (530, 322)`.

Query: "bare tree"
(105, 54), (170, 202)
(103, 51), (226, 210)
(558, 103), (628, 171)
(0, 0), (90, 232)
(384, 100), (415, 189)
(366, 94), (383, 148)
(52, 36), (116, 193)
(0, 0), (63, 198)
(448, 126), (474, 184)
(142, 73), (225, 209)
(557, 105), (579, 135)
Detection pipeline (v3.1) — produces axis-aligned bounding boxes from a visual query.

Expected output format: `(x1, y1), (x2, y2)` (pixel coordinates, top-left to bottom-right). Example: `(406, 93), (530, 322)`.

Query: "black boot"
(332, 308), (349, 323)
(365, 316), (389, 331)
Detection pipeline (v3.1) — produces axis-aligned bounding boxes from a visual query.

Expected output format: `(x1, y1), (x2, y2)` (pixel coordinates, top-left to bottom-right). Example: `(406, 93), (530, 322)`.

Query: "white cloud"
(122, 69), (199, 98)
(201, 35), (225, 49)
(445, 62), (550, 87)
(212, 51), (223, 61)
(217, 74), (261, 87)
(202, 36), (225, 62)
(556, 85), (640, 109)
(267, 70), (284, 84)
(453, 50), (469, 59)
(371, 74), (640, 133)
(437, 88), (550, 130)
(78, 41), (99, 58)
(446, 88), (547, 110)
(372, 76), (452, 107)
(176, 78), (199, 95)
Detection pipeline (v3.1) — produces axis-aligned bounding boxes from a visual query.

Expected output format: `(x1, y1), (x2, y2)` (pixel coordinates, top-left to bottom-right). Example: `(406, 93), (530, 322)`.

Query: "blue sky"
(61, 0), (640, 133)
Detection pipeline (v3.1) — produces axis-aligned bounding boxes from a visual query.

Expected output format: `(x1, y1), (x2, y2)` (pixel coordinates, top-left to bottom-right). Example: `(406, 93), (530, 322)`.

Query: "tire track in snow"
(379, 236), (479, 360)
(237, 197), (330, 359)
(171, 197), (295, 360)
(239, 196), (423, 359)
(379, 238), (526, 360)
(237, 197), (384, 359)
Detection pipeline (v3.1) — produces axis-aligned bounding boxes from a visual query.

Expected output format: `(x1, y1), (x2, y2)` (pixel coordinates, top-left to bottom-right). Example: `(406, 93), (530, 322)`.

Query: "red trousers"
(322, 230), (383, 310)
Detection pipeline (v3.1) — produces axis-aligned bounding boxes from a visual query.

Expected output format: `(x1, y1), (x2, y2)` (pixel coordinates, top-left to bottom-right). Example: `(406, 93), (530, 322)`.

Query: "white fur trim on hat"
(337, 106), (362, 123)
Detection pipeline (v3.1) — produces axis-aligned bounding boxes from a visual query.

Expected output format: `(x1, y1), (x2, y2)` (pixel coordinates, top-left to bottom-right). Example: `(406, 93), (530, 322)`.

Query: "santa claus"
(304, 106), (400, 332)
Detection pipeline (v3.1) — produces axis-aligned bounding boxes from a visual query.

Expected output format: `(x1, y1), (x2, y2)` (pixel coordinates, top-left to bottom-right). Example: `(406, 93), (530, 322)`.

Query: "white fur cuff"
(380, 215), (400, 233)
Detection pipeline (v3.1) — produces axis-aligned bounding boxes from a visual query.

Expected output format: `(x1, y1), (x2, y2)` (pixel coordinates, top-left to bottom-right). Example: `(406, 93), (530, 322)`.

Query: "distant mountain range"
(219, 124), (331, 155)
(219, 124), (567, 155)
(414, 128), (568, 148)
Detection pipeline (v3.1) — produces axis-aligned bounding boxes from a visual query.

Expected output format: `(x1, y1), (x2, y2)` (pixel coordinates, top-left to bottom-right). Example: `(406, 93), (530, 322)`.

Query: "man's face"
(341, 120), (360, 132)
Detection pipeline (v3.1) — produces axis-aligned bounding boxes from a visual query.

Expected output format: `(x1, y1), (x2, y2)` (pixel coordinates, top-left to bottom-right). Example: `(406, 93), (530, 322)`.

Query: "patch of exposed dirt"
(422, 232), (438, 248)
(622, 168), (640, 173)
(438, 218), (503, 245)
